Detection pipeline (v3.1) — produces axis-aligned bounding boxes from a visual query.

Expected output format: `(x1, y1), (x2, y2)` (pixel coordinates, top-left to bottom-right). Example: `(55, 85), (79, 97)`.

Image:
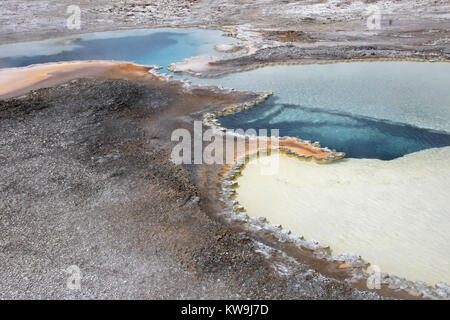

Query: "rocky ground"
(1, 1), (448, 73)
(1, 0), (449, 49)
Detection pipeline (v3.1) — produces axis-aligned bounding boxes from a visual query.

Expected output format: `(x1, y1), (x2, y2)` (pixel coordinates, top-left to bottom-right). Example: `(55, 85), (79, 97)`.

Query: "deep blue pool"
(218, 97), (450, 160)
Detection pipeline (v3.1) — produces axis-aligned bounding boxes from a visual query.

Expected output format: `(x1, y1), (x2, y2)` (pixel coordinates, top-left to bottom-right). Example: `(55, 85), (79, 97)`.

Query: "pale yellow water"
(236, 147), (450, 285)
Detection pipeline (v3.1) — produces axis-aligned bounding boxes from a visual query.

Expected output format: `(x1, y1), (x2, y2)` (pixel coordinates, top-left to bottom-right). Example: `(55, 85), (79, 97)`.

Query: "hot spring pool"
(189, 61), (450, 285)
(0, 28), (238, 72)
(184, 62), (450, 134)
(183, 62), (450, 160)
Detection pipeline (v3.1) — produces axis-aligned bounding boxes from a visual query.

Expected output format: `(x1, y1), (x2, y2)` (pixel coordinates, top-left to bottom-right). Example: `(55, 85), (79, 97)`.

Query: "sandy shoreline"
(234, 150), (450, 286)
(0, 61), (158, 98)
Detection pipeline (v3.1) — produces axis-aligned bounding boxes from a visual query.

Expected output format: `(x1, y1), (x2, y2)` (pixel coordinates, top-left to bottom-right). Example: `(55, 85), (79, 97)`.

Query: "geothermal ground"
(0, 0), (449, 299)
(0, 70), (380, 299)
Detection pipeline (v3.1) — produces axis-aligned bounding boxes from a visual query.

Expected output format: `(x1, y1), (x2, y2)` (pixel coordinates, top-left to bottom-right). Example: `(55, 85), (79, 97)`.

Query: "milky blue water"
(181, 62), (450, 160)
(0, 28), (236, 73)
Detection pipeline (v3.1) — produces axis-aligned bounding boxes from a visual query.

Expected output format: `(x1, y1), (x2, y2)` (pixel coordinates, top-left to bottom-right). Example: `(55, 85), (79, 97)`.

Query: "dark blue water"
(2, 31), (448, 160)
(218, 98), (450, 160)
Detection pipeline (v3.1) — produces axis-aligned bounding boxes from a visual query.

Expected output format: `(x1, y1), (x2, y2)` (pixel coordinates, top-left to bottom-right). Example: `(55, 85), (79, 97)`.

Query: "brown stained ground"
(263, 30), (313, 43)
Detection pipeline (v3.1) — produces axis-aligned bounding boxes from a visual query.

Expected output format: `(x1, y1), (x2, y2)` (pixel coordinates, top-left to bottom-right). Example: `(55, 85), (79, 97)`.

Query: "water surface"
(182, 62), (450, 135)
(0, 28), (236, 72)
